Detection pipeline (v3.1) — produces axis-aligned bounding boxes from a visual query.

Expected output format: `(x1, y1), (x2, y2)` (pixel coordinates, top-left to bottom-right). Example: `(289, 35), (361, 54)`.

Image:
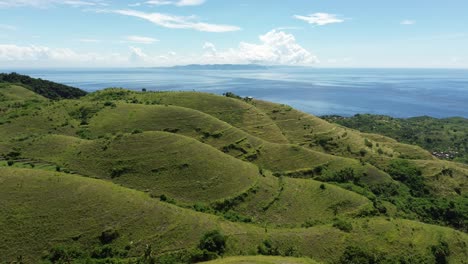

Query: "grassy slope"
(253, 100), (468, 197)
(253, 100), (432, 160)
(19, 132), (372, 227)
(0, 98), (394, 188)
(85, 103), (392, 186)
(0, 72), (87, 99)
(200, 256), (321, 264)
(1, 167), (467, 263)
(0, 83), (47, 102)
(322, 114), (468, 164)
(85, 89), (289, 144)
(21, 132), (259, 204)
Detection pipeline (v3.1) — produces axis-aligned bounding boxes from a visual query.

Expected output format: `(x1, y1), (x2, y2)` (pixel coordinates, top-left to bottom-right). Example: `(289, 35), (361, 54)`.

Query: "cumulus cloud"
(0, 0), (107, 8)
(145, 0), (205, 6)
(0, 30), (317, 67)
(294, 13), (344, 26)
(125, 35), (159, 44)
(108, 9), (240, 32)
(401, 20), (416, 25)
(202, 30), (318, 65)
(0, 44), (128, 66)
(0, 44), (88, 61)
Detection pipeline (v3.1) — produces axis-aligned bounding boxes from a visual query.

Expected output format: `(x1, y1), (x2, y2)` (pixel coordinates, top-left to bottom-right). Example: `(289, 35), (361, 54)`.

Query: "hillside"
(0, 72), (87, 99)
(0, 79), (467, 263)
(322, 114), (468, 164)
(1, 167), (467, 263)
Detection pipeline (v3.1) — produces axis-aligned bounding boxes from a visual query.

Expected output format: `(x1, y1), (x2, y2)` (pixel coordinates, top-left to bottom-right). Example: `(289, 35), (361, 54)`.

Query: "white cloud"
(203, 42), (217, 55)
(202, 30), (318, 65)
(79, 38), (101, 43)
(0, 30), (317, 67)
(129, 46), (149, 62)
(294, 13), (344, 26)
(145, 0), (205, 6)
(109, 9), (240, 32)
(401, 20), (416, 25)
(0, 44), (128, 66)
(0, 44), (89, 61)
(0, 0), (107, 8)
(125, 35), (159, 44)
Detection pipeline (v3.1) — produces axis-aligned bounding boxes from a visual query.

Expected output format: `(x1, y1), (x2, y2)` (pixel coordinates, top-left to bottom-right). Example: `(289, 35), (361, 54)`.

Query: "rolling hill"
(0, 79), (467, 263)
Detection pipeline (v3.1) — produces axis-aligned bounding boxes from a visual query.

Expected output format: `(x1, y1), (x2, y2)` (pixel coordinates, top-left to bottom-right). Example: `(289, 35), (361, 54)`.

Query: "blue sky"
(0, 0), (467, 68)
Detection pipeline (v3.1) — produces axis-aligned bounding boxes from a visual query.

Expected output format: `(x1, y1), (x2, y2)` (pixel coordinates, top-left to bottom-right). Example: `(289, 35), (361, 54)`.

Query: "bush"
(132, 129), (143, 134)
(198, 230), (226, 256)
(333, 219), (353, 232)
(43, 245), (85, 263)
(339, 246), (380, 264)
(326, 168), (359, 184)
(257, 240), (280, 256)
(99, 228), (119, 244)
(7, 160), (14, 166)
(386, 159), (427, 197)
(190, 249), (219, 263)
(431, 241), (450, 264)
(359, 149), (368, 157)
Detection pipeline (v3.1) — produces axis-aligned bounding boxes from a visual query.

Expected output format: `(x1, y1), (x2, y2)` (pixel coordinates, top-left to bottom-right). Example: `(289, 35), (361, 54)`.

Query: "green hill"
(0, 72), (87, 99)
(18, 132), (372, 227)
(1, 167), (467, 263)
(0, 78), (467, 264)
(0, 83), (47, 102)
(322, 114), (468, 164)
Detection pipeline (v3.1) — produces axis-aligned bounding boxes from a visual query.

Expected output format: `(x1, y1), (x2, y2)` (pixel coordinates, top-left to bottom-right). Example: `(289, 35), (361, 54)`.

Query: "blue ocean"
(6, 67), (468, 118)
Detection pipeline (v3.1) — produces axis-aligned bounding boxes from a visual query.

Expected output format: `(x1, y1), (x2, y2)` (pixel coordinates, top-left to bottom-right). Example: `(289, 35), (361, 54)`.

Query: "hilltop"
(0, 72), (87, 99)
(0, 78), (467, 263)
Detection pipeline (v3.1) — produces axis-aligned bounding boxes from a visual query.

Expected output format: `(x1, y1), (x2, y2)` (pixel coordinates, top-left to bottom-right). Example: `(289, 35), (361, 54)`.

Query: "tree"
(198, 230), (226, 256)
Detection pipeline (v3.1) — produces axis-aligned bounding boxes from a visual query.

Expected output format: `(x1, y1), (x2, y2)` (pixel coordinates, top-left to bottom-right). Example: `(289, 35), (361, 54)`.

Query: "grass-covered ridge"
(0, 79), (467, 263)
(322, 114), (468, 164)
(0, 72), (87, 99)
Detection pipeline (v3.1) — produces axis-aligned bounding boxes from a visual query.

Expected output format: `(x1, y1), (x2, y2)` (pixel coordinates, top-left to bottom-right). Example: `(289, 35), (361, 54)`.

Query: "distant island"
(169, 64), (269, 70)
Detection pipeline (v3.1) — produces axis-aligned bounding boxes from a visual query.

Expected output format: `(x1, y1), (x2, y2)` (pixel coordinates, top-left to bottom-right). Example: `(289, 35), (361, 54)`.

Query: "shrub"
(99, 228), (119, 245)
(223, 92), (242, 100)
(333, 219), (353, 232)
(132, 129), (143, 134)
(7, 160), (14, 166)
(257, 240), (280, 256)
(364, 139), (373, 148)
(104, 101), (116, 107)
(431, 241), (450, 264)
(190, 249), (218, 263)
(110, 165), (130, 178)
(386, 159), (427, 197)
(339, 246), (380, 264)
(43, 245), (85, 263)
(198, 230), (226, 256)
(359, 149), (368, 157)
(326, 168), (359, 184)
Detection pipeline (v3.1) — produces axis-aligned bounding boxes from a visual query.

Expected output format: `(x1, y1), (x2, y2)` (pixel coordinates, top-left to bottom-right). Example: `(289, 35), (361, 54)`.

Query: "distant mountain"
(170, 64), (268, 70)
(0, 72), (87, 100)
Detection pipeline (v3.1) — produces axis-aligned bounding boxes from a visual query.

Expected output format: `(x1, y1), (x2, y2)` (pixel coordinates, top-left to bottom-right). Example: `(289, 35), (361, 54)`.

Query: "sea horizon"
(2, 67), (468, 119)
